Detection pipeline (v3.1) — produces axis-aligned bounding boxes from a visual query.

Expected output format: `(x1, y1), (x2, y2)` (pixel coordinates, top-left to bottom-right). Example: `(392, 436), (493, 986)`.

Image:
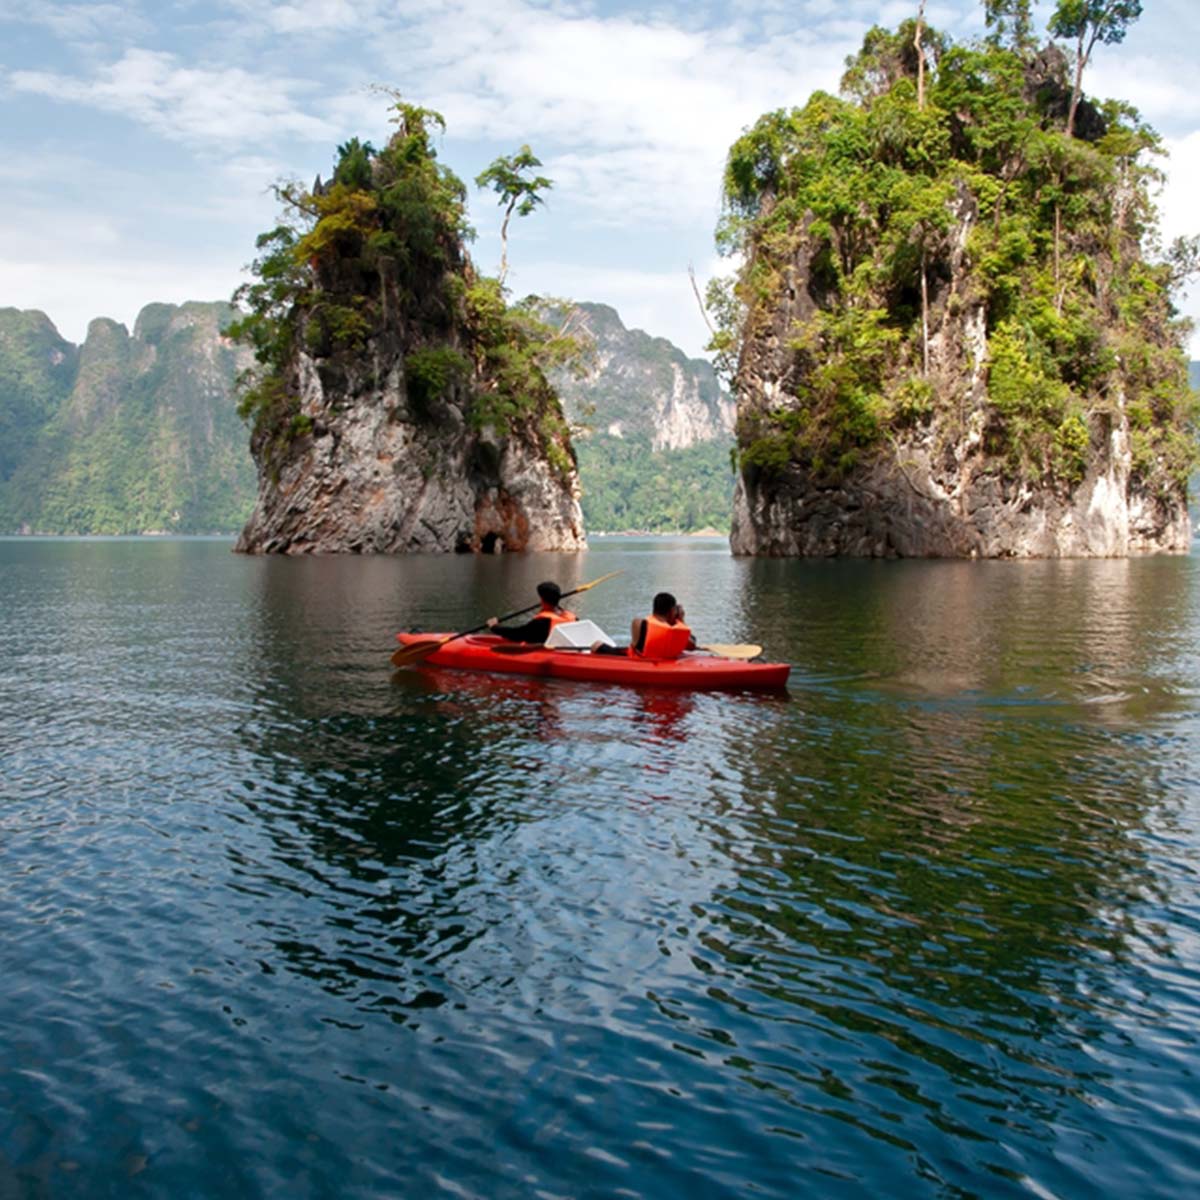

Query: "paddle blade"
(390, 638), (448, 668)
(567, 568), (624, 595)
(699, 643), (763, 660)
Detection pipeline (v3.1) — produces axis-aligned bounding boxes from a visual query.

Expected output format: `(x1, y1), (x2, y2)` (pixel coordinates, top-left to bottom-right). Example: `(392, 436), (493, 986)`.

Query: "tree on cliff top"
(985, 0), (1034, 51)
(1049, 0), (1143, 137)
(475, 146), (553, 287)
(228, 98), (579, 480)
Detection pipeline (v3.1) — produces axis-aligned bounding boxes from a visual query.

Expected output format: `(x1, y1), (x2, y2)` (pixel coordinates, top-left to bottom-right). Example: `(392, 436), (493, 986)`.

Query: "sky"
(2, 0), (1198, 359)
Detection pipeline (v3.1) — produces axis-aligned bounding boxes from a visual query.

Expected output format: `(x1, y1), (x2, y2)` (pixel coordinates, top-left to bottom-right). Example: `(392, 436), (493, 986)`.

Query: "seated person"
(592, 591), (696, 660)
(486, 581), (576, 644)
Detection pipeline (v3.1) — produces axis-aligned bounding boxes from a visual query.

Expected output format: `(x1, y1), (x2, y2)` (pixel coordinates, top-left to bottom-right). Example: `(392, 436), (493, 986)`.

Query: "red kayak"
(393, 633), (790, 690)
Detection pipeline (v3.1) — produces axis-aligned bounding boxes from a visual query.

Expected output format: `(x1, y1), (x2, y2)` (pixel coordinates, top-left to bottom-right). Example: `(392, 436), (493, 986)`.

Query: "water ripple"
(3, 541), (1200, 1197)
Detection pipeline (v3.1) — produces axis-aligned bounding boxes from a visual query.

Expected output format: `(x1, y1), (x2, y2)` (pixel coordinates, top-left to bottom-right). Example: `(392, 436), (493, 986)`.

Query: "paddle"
(699, 644), (763, 660)
(492, 641), (764, 659)
(390, 570), (624, 668)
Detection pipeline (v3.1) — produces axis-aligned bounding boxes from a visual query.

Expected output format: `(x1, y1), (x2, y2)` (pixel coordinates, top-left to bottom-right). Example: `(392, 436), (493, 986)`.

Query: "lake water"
(2, 536), (1200, 1199)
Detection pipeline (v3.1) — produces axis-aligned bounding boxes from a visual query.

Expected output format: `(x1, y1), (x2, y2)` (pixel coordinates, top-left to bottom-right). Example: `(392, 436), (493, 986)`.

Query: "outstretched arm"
(487, 616), (553, 643)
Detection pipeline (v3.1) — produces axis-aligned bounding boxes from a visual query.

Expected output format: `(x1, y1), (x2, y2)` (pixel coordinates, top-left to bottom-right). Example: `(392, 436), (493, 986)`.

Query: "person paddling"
(592, 591), (696, 659)
(486, 581), (577, 644)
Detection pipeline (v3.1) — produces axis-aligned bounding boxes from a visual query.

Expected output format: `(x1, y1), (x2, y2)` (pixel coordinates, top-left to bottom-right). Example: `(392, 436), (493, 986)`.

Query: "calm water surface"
(2, 537), (1199, 1198)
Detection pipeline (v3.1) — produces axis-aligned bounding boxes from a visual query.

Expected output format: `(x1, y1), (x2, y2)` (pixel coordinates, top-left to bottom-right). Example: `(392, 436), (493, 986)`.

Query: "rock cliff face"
(236, 343), (584, 554)
(721, 32), (1194, 558)
(730, 222), (1190, 557)
(549, 302), (733, 449)
(544, 301), (736, 532)
(233, 109), (583, 555)
(730, 425), (1191, 557)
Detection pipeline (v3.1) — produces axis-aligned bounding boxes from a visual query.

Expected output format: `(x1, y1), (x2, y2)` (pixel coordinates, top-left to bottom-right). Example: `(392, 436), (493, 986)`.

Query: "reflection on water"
(2, 539), (1200, 1198)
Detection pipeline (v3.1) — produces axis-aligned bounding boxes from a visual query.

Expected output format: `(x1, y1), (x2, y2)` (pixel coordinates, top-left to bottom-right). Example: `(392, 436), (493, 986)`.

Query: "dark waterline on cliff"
(3, 538), (1200, 1198)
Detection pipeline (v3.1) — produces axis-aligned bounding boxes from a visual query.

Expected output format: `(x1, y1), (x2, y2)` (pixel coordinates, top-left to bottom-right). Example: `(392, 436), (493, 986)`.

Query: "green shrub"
(404, 346), (470, 418)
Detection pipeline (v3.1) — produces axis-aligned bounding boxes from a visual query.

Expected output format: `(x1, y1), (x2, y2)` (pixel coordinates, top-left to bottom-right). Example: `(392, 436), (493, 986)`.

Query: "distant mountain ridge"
(547, 302), (736, 532)
(0, 302), (254, 534)
(550, 302), (733, 449)
(0, 298), (737, 536)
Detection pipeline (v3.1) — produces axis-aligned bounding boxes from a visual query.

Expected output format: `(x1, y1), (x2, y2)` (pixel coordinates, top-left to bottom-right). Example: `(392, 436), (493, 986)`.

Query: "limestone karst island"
(716, 20), (1197, 557)
(227, 23), (1196, 558)
(229, 105), (586, 555)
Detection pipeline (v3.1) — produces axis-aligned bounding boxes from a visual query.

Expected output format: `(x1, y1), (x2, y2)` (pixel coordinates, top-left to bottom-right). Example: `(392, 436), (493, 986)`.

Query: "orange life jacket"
(633, 614), (692, 661)
(540, 604), (576, 629)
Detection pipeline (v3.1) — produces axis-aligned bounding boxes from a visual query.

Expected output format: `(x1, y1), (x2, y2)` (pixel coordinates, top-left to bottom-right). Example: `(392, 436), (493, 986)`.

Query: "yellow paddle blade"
(390, 638), (451, 668)
(571, 568), (623, 593)
(700, 643), (763, 660)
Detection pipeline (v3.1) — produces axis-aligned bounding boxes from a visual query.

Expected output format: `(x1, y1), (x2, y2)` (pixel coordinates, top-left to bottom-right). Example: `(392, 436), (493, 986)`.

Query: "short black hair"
(537, 580), (563, 605)
(652, 591), (676, 617)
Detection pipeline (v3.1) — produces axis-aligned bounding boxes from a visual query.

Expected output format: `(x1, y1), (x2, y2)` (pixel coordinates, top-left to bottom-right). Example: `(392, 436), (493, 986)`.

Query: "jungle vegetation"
(228, 100), (580, 480)
(713, 1), (1198, 494)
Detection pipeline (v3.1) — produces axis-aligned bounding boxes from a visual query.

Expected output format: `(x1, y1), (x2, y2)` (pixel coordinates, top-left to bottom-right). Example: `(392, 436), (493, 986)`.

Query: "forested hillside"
(0, 303), (253, 534)
(548, 302), (736, 531)
(0, 298), (735, 536)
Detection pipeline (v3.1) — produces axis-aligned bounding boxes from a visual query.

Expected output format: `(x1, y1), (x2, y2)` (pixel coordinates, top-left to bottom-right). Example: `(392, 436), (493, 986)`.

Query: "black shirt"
(492, 616), (554, 644)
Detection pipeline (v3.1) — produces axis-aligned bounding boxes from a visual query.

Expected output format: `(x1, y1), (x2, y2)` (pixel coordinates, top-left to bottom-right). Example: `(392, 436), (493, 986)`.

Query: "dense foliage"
(228, 101), (577, 480)
(716, 19), (1197, 494)
(0, 309), (77, 489)
(574, 435), (734, 533)
(0, 304), (255, 534)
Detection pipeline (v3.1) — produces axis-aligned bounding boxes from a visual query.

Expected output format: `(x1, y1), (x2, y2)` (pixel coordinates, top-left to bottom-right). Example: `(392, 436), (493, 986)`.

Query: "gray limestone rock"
(730, 206), (1190, 560)
(236, 344), (584, 555)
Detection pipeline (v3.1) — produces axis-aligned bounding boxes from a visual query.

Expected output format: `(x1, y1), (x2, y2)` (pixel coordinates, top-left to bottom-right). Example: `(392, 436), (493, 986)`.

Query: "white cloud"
(381, 0), (855, 240)
(1160, 131), (1200, 357)
(221, 0), (404, 35)
(0, 158), (279, 343)
(3, 1), (145, 42)
(1090, 56), (1200, 131)
(9, 49), (336, 146)
(0, 251), (245, 345)
(267, 0), (378, 33)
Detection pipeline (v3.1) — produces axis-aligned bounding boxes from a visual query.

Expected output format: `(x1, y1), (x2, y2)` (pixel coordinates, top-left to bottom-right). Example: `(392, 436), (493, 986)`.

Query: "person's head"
(537, 581), (563, 607)
(652, 591), (678, 619)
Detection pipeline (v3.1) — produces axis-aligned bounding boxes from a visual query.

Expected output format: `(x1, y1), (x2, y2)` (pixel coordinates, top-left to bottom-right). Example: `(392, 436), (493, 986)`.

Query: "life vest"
(633, 614), (692, 661)
(540, 604), (576, 629)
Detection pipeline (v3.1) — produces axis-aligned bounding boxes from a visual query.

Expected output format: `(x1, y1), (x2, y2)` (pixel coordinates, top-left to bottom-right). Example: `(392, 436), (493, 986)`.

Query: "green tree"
(984, 0), (1034, 50)
(332, 137), (376, 189)
(1049, 0), (1143, 137)
(1166, 234), (1200, 291)
(840, 20), (946, 105)
(475, 146), (552, 286)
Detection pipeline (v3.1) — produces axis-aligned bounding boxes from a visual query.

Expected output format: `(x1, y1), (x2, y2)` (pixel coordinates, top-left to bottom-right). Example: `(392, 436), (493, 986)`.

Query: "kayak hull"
(394, 633), (789, 690)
